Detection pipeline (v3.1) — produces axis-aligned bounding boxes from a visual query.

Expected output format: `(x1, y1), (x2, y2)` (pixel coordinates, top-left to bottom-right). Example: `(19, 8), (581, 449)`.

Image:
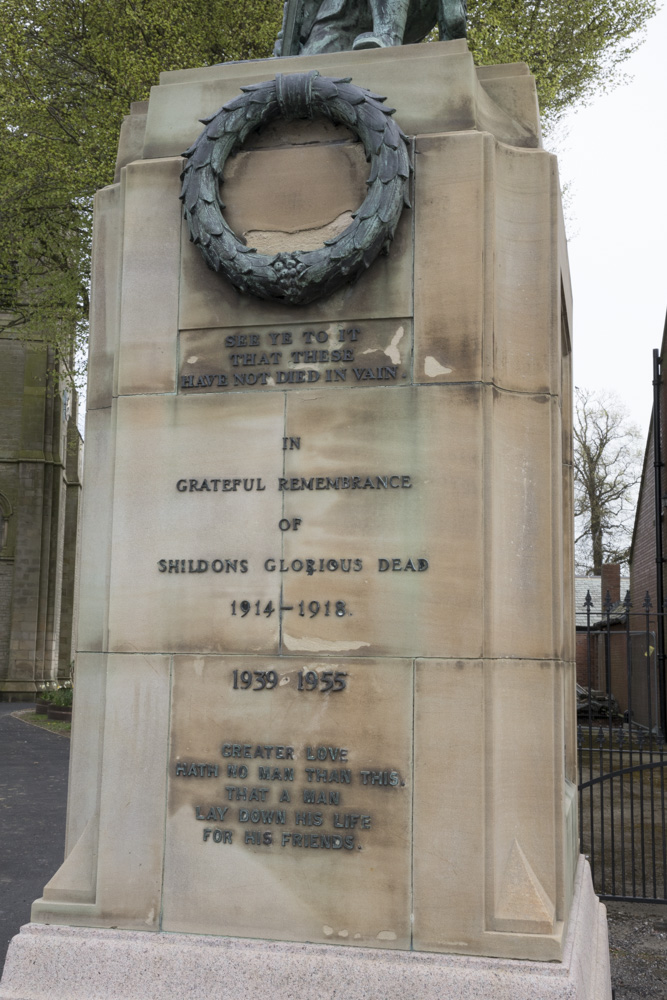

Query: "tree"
(467, 0), (656, 128)
(573, 387), (642, 576)
(0, 0), (657, 382)
(0, 0), (284, 385)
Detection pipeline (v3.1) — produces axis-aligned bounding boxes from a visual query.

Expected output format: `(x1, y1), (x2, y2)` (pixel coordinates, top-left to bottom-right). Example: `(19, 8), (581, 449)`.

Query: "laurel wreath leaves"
(180, 70), (412, 305)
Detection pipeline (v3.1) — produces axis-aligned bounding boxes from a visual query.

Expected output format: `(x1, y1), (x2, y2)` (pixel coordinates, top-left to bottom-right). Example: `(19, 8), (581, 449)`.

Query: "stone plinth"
(1, 861), (609, 1000)
(1, 38), (610, 1000)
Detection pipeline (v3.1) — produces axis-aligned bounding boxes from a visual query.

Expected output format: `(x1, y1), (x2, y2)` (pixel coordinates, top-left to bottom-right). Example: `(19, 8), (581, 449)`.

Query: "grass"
(12, 709), (71, 737)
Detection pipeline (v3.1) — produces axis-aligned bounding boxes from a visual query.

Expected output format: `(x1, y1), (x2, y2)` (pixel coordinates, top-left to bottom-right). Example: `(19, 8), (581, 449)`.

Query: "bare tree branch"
(573, 387), (642, 575)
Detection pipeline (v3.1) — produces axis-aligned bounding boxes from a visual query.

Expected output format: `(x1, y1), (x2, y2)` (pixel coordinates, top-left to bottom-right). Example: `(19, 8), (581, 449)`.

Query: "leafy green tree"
(0, 0), (657, 382)
(467, 0), (656, 127)
(0, 0), (284, 383)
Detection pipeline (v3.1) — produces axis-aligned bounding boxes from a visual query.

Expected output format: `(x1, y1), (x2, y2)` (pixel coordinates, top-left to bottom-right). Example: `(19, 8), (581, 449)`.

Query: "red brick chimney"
(600, 563), (621, 605)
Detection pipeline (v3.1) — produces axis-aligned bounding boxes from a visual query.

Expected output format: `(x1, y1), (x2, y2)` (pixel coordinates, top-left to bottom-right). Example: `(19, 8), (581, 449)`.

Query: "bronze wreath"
(180, 70), (412, 305)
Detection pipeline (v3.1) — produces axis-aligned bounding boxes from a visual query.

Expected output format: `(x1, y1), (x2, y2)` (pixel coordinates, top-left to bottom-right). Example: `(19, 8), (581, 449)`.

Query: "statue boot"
(352, 31), (402, 49)
(352, 0), (410, 48)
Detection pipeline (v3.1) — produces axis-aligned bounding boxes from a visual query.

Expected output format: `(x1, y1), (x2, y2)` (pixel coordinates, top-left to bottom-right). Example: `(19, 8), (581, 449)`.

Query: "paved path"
(0, 704), (69, 967)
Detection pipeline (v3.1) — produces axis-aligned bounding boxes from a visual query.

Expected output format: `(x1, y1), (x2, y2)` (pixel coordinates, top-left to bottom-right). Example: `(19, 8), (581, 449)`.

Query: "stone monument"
(0, 12), (612, 1000)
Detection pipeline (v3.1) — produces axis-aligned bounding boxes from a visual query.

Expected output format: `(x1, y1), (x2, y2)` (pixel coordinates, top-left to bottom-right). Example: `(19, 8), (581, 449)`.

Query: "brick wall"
(631, 423), (658, 614)
(628, 344), (667, 730)
(576, 632), (600, 689)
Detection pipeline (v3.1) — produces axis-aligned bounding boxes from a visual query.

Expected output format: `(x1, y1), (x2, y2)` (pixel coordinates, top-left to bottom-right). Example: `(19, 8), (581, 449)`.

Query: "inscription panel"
(107, 392), (284, 655)
(280, 386), (484, 658)
(179, 319), (413, 392)
(108, 384), (484, 658)
(162, 655), (413, 947)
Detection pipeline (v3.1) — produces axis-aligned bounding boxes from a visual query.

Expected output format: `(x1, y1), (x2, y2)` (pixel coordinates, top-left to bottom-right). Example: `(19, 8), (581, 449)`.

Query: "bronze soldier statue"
(275, 0), (467, 57)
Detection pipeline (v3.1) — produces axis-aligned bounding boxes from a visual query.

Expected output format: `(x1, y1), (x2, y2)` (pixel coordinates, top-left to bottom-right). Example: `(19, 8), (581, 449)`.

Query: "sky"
(554, 4), (667, 441)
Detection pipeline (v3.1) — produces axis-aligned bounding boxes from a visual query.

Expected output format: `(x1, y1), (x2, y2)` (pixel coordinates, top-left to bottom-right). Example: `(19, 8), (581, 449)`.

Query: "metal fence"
(577, 591), (667, 903)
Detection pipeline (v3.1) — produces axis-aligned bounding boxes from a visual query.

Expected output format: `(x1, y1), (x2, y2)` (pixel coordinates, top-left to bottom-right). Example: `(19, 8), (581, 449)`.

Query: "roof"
(575, 575), (630, 628)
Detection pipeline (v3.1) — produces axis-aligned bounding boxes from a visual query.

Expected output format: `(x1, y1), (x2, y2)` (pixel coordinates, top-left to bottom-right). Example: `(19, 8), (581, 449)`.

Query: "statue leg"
(437, 0), (467, 40)
(299, 0), (369, 55)
(352, 0), (411, 49)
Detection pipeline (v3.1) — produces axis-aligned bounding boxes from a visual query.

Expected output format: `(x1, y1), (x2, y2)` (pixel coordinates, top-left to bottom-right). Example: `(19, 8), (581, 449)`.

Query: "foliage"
(0, 0), (656, 379)
(573, 387), (642, 575)
(0, 0), (283, 385)
(36, 684), (72, 706)
(467, 0), (656, 128)
(50, 686), (74, 708)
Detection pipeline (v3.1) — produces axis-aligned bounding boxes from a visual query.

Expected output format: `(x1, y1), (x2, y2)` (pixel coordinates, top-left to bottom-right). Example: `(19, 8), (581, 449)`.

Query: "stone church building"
(0, 326), (82, 699)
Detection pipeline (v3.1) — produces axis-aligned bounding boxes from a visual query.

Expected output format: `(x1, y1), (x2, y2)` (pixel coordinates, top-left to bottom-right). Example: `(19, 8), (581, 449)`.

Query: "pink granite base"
(0, 859), (611, 1000)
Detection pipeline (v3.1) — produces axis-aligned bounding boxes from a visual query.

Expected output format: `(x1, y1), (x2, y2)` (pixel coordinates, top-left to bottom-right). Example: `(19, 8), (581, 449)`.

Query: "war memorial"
(0, 2), (613, 997)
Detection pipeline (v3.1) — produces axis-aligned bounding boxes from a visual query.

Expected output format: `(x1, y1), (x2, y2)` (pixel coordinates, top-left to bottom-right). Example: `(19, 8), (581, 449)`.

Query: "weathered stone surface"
(413, 131), (561, 396)
(114, 102), (148, 182)
(88, 183), (122, 411)
(143, 41), (540, 160)
(162, 655), (413, 946)
(33, 653), (171, 929)
(106, 392), (284, 655)
(9, 40), (605, 995)
(116, 158), (182, 396)
(222, 142), (368, 247)
(179, 202), (414, 331)
(178, 319), (413, 394)
(279, 386), (483, 659)
(2, 861), (611, 1000)
(76, 407), (114, 653)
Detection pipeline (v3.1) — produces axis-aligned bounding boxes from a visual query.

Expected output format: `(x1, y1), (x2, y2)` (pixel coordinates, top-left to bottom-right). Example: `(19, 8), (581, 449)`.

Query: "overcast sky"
(554, 4), (667, 440)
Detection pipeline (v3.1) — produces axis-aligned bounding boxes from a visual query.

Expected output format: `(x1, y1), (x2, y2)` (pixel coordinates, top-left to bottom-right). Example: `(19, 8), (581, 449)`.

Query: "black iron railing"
(577, 590), (667, 903)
